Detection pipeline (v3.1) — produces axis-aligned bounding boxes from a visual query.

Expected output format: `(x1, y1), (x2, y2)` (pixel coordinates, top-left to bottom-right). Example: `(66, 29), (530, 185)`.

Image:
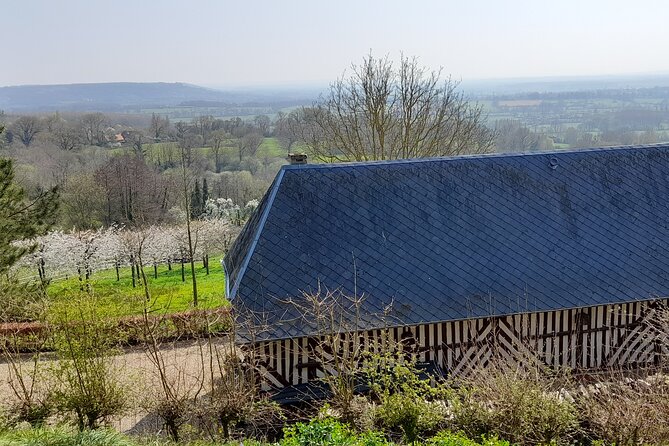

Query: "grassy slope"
(258, 137), (285, 157)
(46, 257), (227, 318)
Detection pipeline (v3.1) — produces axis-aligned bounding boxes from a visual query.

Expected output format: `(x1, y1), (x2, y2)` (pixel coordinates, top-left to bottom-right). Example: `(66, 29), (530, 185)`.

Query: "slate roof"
(224, 145), (669, 340)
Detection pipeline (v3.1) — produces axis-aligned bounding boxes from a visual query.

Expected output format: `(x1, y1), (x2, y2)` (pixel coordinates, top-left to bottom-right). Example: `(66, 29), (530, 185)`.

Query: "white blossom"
(11, 217), (239, 283)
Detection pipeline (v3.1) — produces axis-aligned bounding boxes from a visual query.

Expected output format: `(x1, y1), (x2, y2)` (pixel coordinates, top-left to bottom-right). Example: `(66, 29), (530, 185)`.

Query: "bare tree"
(154, 141), (179, 169)
(237, 132), (263, 162)
(494, 119), (541, 152)
(193, 115), (214, 146)
(253, 115), (270, 136)
(150, 113), (170, 140)
(273, 111), (299, 154)
(294, 53), (495, 162)
(285, 288), (391, 421)
(210, 130), (228, 173)
(52, 122), (82, 151)
(43, 112), (63, 133)
(11, 116), (41, 147)
(125, 130), (146, 158)
(174, 120), (189, 141)
(80, 113), (106, 146)
(178, 143), (199, 306)
(176, 124), (202, 168)
(94, 154), (171, 225)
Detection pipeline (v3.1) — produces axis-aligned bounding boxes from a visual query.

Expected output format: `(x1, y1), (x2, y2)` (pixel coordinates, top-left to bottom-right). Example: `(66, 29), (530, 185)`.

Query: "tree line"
(0, 110), (283, 230)
(0, 54), (503, 233)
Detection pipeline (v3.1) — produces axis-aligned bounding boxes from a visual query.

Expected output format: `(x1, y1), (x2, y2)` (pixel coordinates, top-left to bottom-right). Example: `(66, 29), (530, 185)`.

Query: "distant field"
(114, 137), (286, 163)
(46, 256), (227, 319)
(258, 137), (285, 158)
(498, 99), (543, 107)
(136, 106), (302, 121)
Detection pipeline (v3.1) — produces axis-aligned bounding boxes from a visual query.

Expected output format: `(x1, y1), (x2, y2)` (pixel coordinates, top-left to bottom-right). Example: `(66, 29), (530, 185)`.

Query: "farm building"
(223, 145), (669, 392)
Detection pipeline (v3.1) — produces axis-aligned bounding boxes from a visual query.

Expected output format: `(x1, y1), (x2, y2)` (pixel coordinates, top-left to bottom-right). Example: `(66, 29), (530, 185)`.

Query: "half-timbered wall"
(252, 299), (669, 390)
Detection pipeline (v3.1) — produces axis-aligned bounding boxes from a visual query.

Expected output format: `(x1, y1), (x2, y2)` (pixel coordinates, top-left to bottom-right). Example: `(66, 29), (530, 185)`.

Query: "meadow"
(45, 256), (227, 319)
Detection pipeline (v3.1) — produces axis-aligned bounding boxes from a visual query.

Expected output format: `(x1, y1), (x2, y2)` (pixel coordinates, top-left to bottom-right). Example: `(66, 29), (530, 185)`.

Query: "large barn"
(224, 145), (669, 391)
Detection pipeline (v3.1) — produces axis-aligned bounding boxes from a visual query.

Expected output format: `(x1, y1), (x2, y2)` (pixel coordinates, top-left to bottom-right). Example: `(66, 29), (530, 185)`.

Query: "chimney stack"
(287, 153), (308, 165)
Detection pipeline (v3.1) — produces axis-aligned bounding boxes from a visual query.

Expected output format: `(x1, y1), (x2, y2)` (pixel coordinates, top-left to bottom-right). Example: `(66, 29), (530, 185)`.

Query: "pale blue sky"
(2, 0), (668, 87)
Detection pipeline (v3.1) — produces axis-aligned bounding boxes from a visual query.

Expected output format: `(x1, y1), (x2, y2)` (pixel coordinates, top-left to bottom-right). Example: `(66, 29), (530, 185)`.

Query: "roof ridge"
(281, 143), (669, 171)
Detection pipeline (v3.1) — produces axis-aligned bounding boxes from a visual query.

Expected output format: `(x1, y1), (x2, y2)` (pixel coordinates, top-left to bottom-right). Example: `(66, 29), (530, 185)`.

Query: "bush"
(373, 393), (449, 443)
(1, 343), (53, 427)
(280, 419), (388, 446)
(49, 298), (129, 430)
(450, 367), (579, 446)
(575, 373), (669, 446)
(190, 334), (284, 441)
(152, 399), (192, 443)
(365, 352), (450, 443)
(0, 278), (47, 323)
(427, 431), (510, 446)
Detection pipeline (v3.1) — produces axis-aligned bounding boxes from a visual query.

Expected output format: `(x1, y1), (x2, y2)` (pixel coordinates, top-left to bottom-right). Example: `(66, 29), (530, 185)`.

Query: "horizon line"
(3, 70), (669, 90)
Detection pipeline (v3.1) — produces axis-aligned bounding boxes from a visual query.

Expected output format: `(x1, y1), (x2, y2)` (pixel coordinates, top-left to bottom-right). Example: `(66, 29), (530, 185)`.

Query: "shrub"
(450, 367), (579, 446)
(0, 277), (48, 323)
(281, 418), (356, 446)
(364, 351), (450, 443)
(427, 431), (511, 446)
(48, 297), (129, 430)
(575, 373), (669, 446)
(373, 393), (449, 443)
(238, 399), (286, 441)
(191, 332), (284, 441)
(153, 398), (192, 443)
(280, 418), (389, 446)
(2, 342), (53, 427)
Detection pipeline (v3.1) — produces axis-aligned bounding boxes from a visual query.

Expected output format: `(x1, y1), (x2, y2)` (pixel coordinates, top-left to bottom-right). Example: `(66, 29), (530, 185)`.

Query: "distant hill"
(0, 82), (318, 112)
(463, 74), (669, 96)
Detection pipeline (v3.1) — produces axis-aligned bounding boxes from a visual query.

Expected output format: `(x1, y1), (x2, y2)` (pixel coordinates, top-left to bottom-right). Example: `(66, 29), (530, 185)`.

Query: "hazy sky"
(2, 0), (669, 87)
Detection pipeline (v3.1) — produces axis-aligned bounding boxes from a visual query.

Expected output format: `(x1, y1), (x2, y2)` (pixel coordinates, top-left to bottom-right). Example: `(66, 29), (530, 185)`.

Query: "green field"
(46, 257), (227, 319)
(113, 137), (286, 165)
(257, 137), (286, 157)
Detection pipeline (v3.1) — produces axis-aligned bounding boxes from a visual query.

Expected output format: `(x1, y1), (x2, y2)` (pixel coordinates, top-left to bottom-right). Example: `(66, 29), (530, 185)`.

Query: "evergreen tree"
(202, 177), (209, 208)
(190, 179), (202, 219)
(0, 156), (59, 274)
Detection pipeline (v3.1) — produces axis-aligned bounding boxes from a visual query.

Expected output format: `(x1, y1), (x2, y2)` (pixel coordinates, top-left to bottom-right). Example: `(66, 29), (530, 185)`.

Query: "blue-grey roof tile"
(224, 145), (669, 339)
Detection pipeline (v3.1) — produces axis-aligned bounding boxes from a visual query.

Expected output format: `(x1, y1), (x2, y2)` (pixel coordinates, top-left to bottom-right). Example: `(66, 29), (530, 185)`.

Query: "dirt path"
(0, 336), (235, 433)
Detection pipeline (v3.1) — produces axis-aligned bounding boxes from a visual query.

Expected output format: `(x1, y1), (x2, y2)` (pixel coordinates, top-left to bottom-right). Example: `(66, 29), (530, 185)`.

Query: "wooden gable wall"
(249, 299), (669, 391)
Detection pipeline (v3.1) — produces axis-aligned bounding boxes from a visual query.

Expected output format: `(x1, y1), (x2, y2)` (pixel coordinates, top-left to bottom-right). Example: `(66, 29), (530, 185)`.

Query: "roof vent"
(287, 153), (308, 165)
